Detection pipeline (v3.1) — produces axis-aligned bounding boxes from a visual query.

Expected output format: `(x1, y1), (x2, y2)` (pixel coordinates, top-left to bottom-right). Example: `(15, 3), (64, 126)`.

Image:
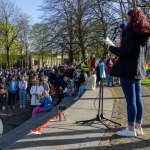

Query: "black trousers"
(0, 94), (7, 107)
(8, 93), (16, 106)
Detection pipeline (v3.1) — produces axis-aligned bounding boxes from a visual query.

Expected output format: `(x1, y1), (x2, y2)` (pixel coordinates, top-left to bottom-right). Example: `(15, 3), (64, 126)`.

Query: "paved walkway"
(0, 97), (32, 134)
(98, 85), (150, 150)
(0, 87), (114, 150)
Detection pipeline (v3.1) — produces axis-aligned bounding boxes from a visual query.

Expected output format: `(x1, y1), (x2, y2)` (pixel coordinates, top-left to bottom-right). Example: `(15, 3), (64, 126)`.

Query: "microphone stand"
(76, 78), (121, 130)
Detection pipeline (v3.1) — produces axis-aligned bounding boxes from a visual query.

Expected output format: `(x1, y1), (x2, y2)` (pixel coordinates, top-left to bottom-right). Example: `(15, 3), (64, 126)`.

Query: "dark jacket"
(109, 30), (150, 79)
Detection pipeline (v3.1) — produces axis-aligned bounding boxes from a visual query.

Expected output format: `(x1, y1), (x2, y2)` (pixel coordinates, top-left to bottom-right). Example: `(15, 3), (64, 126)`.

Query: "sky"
(12, 0), (43, 24)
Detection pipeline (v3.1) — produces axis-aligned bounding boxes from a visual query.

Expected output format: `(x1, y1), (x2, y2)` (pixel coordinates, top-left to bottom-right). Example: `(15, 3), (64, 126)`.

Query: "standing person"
(99, 58), (106, 84)
(30, 79), (44, 109)
(108, 8), (150, 136)
(88, 53), (96, 69)
(105, 54), (115, 87)
(95, 56), (100, 84)
(42, 77), (50, 93)
(8, 76), (18, 108)
(19, 76), (28, 108)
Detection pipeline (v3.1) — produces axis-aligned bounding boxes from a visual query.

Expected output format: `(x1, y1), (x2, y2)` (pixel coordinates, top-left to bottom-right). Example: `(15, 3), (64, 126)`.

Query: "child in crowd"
(32, 90), (52, 117)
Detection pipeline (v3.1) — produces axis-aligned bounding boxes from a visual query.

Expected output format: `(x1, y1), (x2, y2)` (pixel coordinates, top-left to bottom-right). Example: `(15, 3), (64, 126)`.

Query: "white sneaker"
(117, 128), (137, 137)
(136, 128), (144, 136)
(20, 105), (22, 109)
(23, 105), (25, 108)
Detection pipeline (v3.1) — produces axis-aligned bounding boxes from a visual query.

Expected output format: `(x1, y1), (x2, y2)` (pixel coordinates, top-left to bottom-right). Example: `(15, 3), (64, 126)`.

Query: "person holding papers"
(105, 8), (150, 137)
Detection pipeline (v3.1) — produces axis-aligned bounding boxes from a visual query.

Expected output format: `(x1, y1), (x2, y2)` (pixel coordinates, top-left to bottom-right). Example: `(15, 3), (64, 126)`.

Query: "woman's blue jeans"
(120, 77), (144, 126)
(106, 73), (114, 87)
(78, 84), (86, 98)
(19, 90), (26, 106)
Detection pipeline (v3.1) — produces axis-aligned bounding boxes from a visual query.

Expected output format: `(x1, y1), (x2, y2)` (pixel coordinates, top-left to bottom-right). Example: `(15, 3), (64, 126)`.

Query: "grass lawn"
(142, 76), (150, 86)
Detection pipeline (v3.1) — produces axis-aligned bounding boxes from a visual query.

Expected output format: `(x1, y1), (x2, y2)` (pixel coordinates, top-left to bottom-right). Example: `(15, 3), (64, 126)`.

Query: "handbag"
(110, 58), (125, 77)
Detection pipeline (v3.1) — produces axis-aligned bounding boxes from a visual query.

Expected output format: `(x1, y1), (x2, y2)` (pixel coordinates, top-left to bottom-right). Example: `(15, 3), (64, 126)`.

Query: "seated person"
(32, 90), (52, 117)
(74, 69), (96, 100)
(67, 78), (75, 96)
(61, 76), (69, 96)
(54, 76), (69, 106)
(73, 71), (80, 90)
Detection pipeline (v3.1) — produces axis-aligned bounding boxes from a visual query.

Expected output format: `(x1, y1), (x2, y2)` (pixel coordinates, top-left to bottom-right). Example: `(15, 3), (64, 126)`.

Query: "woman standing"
(19, 76), (28, 108)
(108, 8), (150, 136)
(30, 80), (44, 108)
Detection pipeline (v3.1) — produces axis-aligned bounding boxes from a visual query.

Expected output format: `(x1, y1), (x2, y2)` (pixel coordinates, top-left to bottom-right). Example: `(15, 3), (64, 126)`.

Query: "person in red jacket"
(88, 53), (96, 69)
(105, 53), (115, 87)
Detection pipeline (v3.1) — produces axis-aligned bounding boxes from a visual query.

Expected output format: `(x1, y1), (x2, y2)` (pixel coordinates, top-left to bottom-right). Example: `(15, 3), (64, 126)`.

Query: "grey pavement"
(98, 85), (150, 150)
(0, 87), (115, 150)
(0, 98), (32, 134)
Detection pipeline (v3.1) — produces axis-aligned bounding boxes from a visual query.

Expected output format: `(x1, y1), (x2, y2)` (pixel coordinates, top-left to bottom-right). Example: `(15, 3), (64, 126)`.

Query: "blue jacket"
(40, 96), (52, 112)
(8, 81), (18, 93)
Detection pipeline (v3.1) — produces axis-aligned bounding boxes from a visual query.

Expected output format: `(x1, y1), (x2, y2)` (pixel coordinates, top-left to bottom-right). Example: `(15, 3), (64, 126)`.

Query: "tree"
(40, 0), (150, 61)
(30, 23), (52, 67)
(0, 0), (29, 67)
(17, 15), (30, 69)
(41, 0), (79, 63)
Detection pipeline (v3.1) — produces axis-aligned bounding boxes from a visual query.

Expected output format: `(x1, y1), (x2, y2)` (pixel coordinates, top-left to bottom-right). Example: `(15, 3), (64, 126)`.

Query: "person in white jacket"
(30, 80), (44, 108)
(74, 69), (96, 100)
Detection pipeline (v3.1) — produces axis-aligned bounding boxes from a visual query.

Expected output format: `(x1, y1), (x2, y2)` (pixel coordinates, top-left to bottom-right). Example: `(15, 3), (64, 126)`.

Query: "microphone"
(111, 23), (127, 41)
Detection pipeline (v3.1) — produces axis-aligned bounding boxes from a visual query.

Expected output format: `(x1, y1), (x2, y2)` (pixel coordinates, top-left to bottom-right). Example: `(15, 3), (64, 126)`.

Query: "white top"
(85, 74), (96, 91)
(30, 85), (44, 106)
(19, 80), (28, 90)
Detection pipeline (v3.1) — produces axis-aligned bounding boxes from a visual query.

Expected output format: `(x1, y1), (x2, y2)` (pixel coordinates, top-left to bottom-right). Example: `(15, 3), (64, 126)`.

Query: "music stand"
(76, 78), (121, 130)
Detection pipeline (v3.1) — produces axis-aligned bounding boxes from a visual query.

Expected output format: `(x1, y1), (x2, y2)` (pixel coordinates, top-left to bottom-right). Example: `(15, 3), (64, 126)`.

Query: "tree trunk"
(25, 43), (28, 68)
(41, 54), (44, 67)
(61, 48), (64, 64)
(119, 0), (125, 22)
(21, 56), (23, 70)
(128, 0), (136, 8)
(81, 44), (86, 60)
(69, 52), (74, 64)
(6, 46), (10, 68)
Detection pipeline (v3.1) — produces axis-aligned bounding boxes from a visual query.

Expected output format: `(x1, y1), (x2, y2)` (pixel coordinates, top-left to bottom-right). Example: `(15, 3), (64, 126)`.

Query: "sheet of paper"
(103, 37), (115, 46)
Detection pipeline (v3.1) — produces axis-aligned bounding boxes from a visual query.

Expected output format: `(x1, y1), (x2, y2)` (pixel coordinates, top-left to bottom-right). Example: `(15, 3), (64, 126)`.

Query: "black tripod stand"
(76, 78), (121, 130)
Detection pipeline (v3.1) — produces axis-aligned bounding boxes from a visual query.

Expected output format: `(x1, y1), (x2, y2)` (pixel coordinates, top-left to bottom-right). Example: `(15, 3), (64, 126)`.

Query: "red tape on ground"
(30, 112), (64, 134)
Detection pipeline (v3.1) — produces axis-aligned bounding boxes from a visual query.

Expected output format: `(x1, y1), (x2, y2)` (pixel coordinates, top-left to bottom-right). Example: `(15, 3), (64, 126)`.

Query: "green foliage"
(0, 20), (20, 66)
(0, 40), (20, 65)
(142, 76), (150, 86)
(0, 20), (20, 65)
(30, 23), (51, 53)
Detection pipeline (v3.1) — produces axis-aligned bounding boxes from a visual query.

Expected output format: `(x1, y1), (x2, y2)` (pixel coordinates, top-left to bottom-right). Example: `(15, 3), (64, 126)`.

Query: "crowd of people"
(0, 53), (119, 117)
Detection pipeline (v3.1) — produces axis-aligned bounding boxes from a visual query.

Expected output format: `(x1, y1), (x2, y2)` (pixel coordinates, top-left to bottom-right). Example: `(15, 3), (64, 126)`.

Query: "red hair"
(127, 7), (150, 33)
